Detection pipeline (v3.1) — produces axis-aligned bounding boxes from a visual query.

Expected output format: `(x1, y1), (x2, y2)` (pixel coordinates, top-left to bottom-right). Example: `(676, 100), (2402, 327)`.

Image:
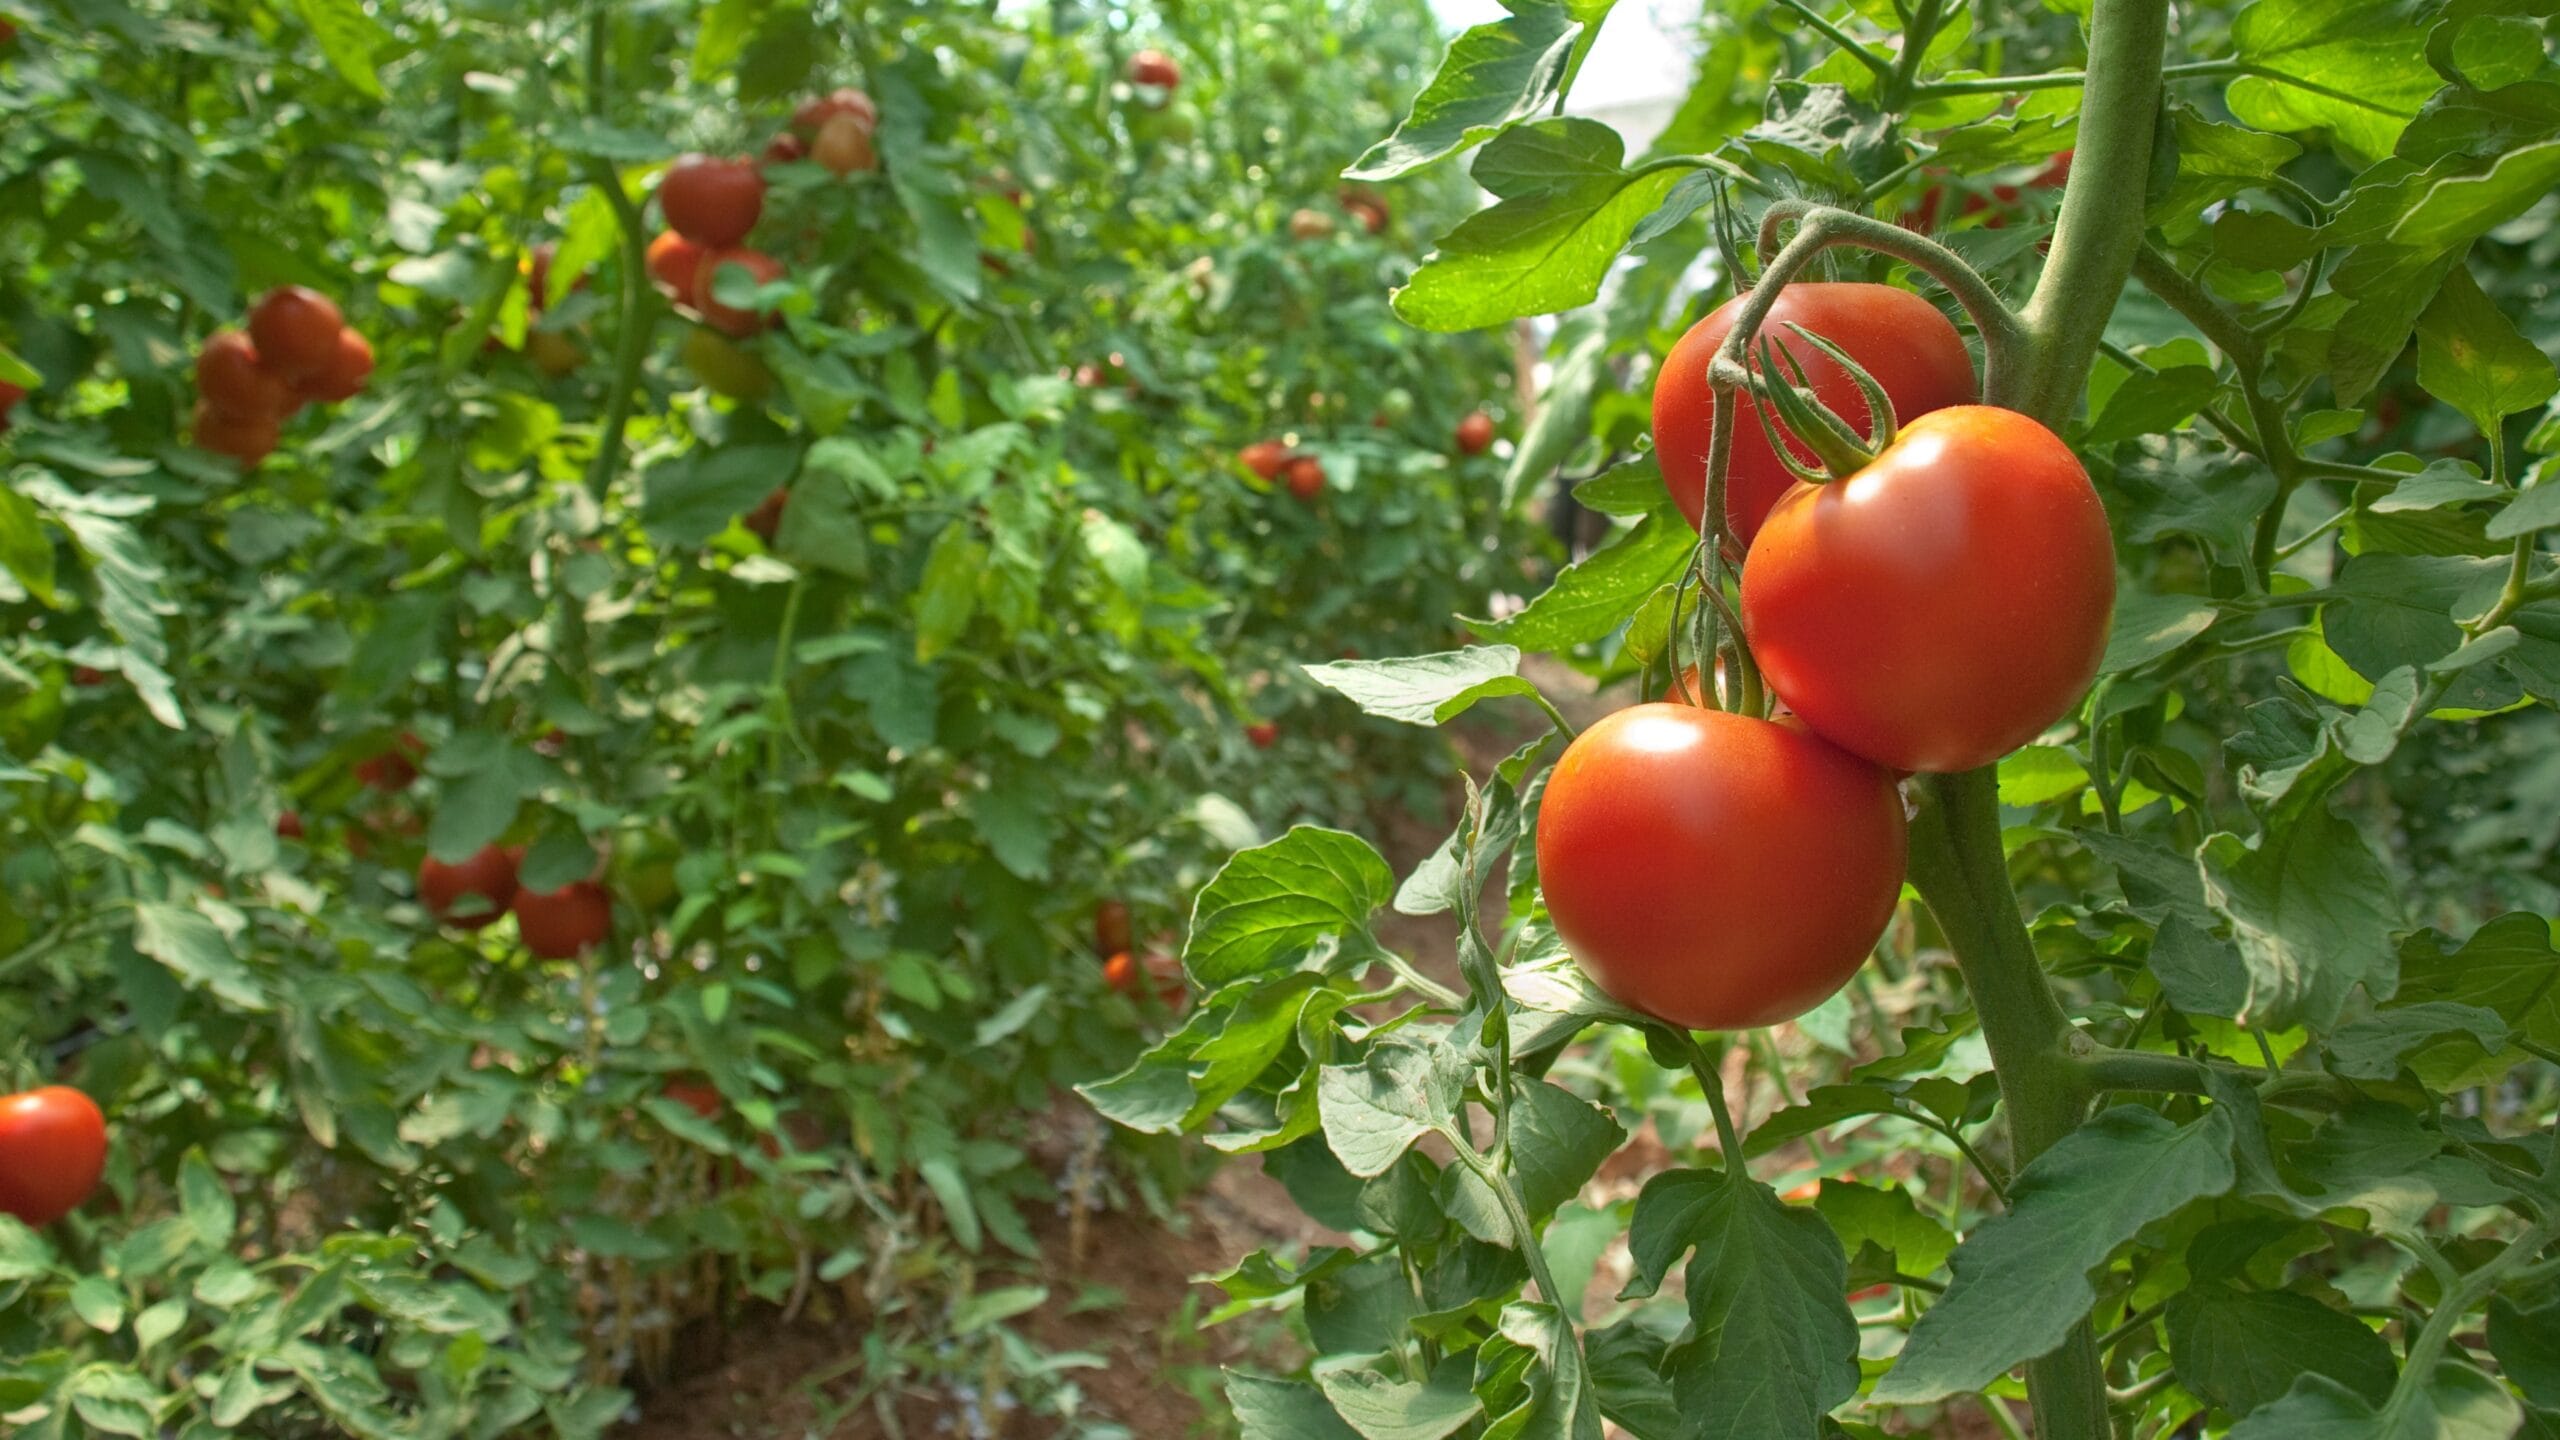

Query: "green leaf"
(1875, 1107), (2236, 1404)
(293, 0), (390, 97)
(0, 483), (57, 607)
(973, 984), (1051, 1049)
(2197, 797), (2404, 1032)
(1570, 456), (1671, 517)
(1395, 120), (1688, 331)
(2227, 0), (2440, 164)
(1504, 321), (1609, 508)
(178, 1148), (236, 1249)
(913, 521), (985, 663)
(2326, 1002), (2507, 1080)
(952, 1285), (1047, 1335)
(1627, 1172), (1860, 1435)
(1349, 2), (1582, 180)
(1318, 1036), (1467, 1178)
(2491, 1297), (2560, 1410)
(133, 902), (268, 1011)
(2102, 588), (2218, 674)
(2417, 264), (2560, 439)
(70, 1273), (126, 1332)
(1229, 1373), (1363, 1440)
(2085, 365), (2219, 445)
(2226, 1362), (2519, 1440)
(2368, 459), (2502, 514)
(1463, 512), (1694, 650)
(2168, 1283), (2397, 1417)
(1303, 646), (1526, 725)
(1441, 1077), (1625, 1240)
(1316, 1359), (1481, 1440)
(1817, 1180), (1957, 1284)
(1184, 827), (1394, 986)
(2487, 469), (2560, 540)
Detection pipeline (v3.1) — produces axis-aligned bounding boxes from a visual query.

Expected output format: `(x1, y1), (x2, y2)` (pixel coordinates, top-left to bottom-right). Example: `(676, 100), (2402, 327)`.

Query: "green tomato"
(681, 327), (773, 402)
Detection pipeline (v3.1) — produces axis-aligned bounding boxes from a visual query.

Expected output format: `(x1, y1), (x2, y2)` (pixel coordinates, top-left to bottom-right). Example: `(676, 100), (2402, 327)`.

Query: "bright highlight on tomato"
(1741, 405), (2116, 774)
(1652, 282), (1975, 549)
(1534, 704), (1906, 1031)
(0, 1086), (108, 1227)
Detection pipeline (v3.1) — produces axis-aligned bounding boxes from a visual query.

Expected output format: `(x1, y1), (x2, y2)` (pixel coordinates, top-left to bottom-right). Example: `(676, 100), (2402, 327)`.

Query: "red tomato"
(1455, 411), (1495, 456)
(1094, 899), (1133, 956)
(658, 156), (765, 248)
(1535, 704), (1906, 1030)
(295, 328), (372, 404)
(247, 286), (346, 383)
(0, 379), (23, 433)
(1284, 456), (1325, 501)
(1288, 208), (1335, 240)
(276, 809), (304, 840)
(514, 880), (612, 959)
(191, 400), (279, 465)
(1850, 1283), (1895, 1303)
(791, 87), (877, 137)
(813, 112), (876, 175)
(1743, 406), (2114, 773)
(418, 843), (522, 929)
(646, 231), (708, 300)
(0, 20), (16, 46)
(692, 248), (784, 337)
(353, 732), (425, 791)
(763, 131), (808, 164)
(0, 1087), (107, 1227)
(743, 485), (788, 542)
(663, 1079), (722, 1121)
(1345, 199), (1389, 235)
(1239, 440), (1291, 479)
(71, 664), (108, 687)
(1127, 49), (1180, 91)
(1245, 721), (1279, 749)
(1652, 283), (1974, 549)
(196, 330), (293, 419)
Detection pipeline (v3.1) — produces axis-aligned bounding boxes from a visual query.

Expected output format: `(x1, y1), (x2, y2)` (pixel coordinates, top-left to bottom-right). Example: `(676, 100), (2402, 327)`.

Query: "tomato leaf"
(1183, 827), (1394, 986)
(1317, 1035), (1467, 1178)
(1463, 512), (1694, 651)
(1302, 646), (1524, 725)
(2224, 1360), (2517, 1439)
(2418, 264), (2560, 440)
(2166, 1283), (2398, 1418)
(1227, 1373), (1363, 1440)
(1875, 1107), (2235, 1405)
(1348, 1), (1582, 182)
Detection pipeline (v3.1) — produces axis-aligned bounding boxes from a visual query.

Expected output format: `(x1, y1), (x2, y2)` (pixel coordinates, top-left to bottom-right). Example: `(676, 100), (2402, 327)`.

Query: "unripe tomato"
(418, 843), (522, 929)
(295, 328), (372, 403)
(276, 809), (304, 840)
(1238, 440), (1290, 480)
(196, 330), (293, 419)
(646, 231), (708, 299)
(813, 112), (876, 176)
(1284, 455), (1325, 501)
(0, 379), (23, 434)
(247, 286), (346, 383)
(1535, 704), (1906, 1030)
(0, 1087), (108, 1227)
(191, 399), (279, 465)
(681, 327), (774, 401)
(692, 248), (784, 337)
(1652, 283), (1974, 549)
(1245, 721), (1279, 749)
(1094, 899), (1133, 956)
(1742, 406), (2115, 774)
(1127, 49), (1180, 92)
(1455, 411), (1495, 456)
(524, 330), (582, 377)
(514, 880), (612, 958)
(658, 156), (765, 247)
(742, 485), (788, 542)
(790, 87), (877, 137)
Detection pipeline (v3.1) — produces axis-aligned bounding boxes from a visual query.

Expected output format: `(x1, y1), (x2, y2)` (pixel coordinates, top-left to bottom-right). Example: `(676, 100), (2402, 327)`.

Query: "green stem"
(1882, 0), (1945, 110)
(1770, 0), (1896, 80)
(1448, 1130), (1574, 1308)
(1680, 1031), (1749, 1169)
(1916, 56), (2234, 98)
(2011, 0), (2169, 422)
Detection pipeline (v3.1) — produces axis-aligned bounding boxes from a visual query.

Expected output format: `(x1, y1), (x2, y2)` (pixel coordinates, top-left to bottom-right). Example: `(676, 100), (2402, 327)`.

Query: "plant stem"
(1680, 1031), (1750, 1168)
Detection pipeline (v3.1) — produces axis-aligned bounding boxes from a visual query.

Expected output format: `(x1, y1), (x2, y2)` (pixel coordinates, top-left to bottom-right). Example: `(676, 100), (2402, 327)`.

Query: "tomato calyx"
(1742, 322), (1902, 483)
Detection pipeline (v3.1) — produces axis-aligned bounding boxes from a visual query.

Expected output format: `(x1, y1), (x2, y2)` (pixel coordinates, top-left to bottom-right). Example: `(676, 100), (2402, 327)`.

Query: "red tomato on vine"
(1284, 456), (1325, 501)
(515, 881), (612, 959)
(0, 379), (23, 434)
(646, 231), (707, 299)
(1652, 283), (1974, 549)
(1534, 703), (1906, 1030)
(247, 286), (346, 384)
(1239, 440), (1290, 479)
(196, 330), (293, 419)
(1455, 411), (1495, 456)
(0, 1086), (107, 1227)
(692, 248), (784, 337)
(658, 156), (765, 248)
(295, 328), (373, 403)
(418, 844), (522, 929)
(1741, 406), (2115, 774)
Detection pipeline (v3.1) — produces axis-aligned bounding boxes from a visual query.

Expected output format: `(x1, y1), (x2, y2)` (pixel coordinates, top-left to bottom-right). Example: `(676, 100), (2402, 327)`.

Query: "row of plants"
(0, 0), (1544, 1433)
(1093, 0), (2560, 1436)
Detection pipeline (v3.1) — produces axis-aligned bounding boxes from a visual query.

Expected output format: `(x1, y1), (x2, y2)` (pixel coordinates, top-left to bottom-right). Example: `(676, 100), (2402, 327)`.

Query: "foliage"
(1089, 1), (2560, 1436)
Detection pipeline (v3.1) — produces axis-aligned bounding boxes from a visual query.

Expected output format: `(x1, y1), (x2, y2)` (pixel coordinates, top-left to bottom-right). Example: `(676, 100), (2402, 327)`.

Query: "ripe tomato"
(191, 399), (280, 465)
(1652, 283), (1974, 549)
(514, 880), (611, 959)
(1455, 411), (1495, 456)
(1094, 899), (1133, 956)
(791, 87), (877, 137)
(1345, 199), (1388, 234)
(763, 131), (808, 164)
(354, 732), (425, 791)
(295, 328), (372, 403)
(1245, 721), (1279, 749)
(1126, 49), (1180, 92)
(0, 379), (23, 434)
(1288, 208), (1335, 240)
(276, 809), (304, 840)
(647, 231), (708, 299)
(1534, 704), (1906, 1030)
(196, 330), (293, 419)
(70, 665), (107, 687)
(692, 248), (784, 337)
(247, 286), (346, 383)
(663, 1079), (723, 1121)
(1741, 406), (2115, 774)
(1239, 440), (1290, 479)
(742, 485), (788, 542)
(658, 156), (765, 248)
(418, 843), (521, 929)
(1284, 455), (1325, 501)
(813, 112), (876, 176)
(0, 1087), (107, 1227)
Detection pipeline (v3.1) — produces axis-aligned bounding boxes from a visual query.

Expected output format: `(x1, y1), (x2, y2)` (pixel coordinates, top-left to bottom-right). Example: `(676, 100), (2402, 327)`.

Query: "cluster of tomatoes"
(1234, 410), (1496, 504)
(191, 286), (373, 466)
(642, 87), (878, 343)
(1093, 899), (1184, 1010)
(1537, 281), (2115, 1033)
(1289, 184), (1393, 241)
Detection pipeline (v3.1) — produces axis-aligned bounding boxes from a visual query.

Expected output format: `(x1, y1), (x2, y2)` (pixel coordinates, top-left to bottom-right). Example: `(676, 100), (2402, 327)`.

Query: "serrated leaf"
(1464, 512), (1694, 650)
(1303, 646), (1525, 725)
(1184, 827), (1394, 986)
(1350, 3), (1582, 180)
(293, 0), (389, 99)
(1318, 1035), (1467, 1178)
(2418, 264), (2560, 439)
